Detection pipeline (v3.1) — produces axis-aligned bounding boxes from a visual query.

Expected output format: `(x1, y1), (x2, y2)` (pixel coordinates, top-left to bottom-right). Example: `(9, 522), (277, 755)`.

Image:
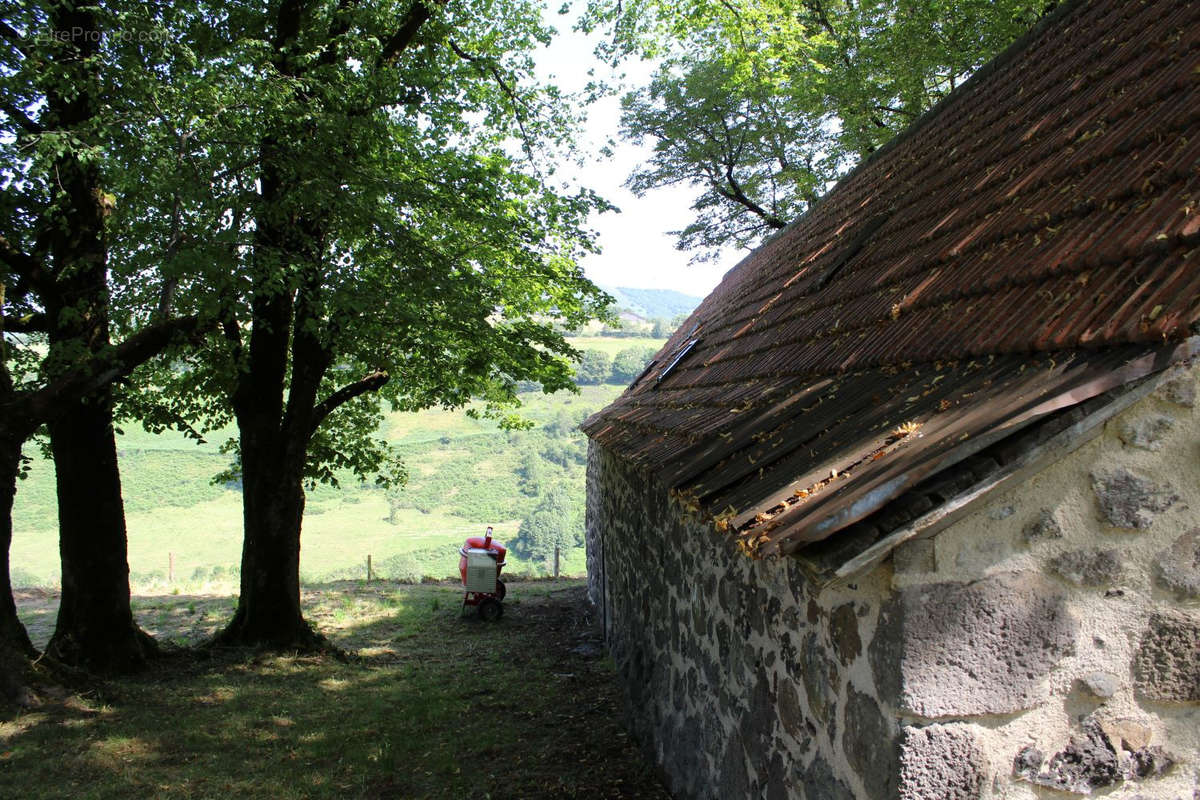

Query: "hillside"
(7, 337), (656, 592)
(603, 286), (702, 320)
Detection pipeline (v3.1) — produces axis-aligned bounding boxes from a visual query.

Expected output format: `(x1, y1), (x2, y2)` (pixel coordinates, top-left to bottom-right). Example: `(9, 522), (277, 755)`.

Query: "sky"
(532, 8), (742, 297)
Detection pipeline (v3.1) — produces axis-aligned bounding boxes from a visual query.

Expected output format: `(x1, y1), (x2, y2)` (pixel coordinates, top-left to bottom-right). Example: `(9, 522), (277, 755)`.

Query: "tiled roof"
(583, 0), (1200, 559)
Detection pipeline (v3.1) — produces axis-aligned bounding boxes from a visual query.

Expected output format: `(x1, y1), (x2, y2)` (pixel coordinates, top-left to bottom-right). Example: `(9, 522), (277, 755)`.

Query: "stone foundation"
(586, 363), (1200, 799)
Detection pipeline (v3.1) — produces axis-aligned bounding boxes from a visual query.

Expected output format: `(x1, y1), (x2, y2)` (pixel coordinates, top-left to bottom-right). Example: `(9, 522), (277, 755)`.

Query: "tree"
(1, 1), (208, 675)
(574, 349), (612, 385)
(610, 346), (657, 383)
(585, 0), (1049, 258)
(517, 448), (549, 496)
(512, 484), (583, 566)
(131, 0), (612, 649)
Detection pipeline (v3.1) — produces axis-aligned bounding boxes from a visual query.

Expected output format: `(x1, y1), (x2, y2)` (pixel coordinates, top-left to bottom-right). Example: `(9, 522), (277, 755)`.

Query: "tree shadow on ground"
(3, 581), (668, 800)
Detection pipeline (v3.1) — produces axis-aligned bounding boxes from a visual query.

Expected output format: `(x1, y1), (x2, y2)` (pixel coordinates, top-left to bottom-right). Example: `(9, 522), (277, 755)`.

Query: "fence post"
(168, 552), (174, 584)
(367, 554), (374, 582)
(554, 545), (560, 580)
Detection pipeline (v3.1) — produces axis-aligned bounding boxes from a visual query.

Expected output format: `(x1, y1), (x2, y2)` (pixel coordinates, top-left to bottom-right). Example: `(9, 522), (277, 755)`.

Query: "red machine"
(459, 526), (507, 620)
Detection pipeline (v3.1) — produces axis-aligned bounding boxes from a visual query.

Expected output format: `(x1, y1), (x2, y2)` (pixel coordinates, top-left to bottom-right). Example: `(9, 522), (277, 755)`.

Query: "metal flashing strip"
(820, 340), (1196, 581)
(763, 338), (1199, 559)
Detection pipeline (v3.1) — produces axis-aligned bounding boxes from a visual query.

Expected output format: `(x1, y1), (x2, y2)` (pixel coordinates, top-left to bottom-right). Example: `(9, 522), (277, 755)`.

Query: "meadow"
(4, 580), (670, 799)
(7, 340), (649, 592)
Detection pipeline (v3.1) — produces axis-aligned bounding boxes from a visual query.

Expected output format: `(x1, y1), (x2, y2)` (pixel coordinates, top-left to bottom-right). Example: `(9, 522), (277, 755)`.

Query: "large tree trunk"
(214, 421), (323, 648)
(213, 204), (330, 649)
(0, 433), (41, 708)
(43, 396), (155, 672)
(0, 435), (34, 660)
(35, 4), (154, 674)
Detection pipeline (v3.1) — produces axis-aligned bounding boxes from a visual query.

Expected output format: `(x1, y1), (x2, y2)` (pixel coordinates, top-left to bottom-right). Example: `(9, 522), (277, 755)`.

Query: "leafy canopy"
(583, 0), (1050, 259)
(114, 0), (617, 487)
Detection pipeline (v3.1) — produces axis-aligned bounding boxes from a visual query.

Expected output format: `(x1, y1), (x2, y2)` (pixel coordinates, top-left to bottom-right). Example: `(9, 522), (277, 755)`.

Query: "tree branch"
(0, 235), (42, 279)
(0, 313), (47, 333)
(0, 100), (41, 134)
(447, 38), (536, 163)
(713, 164), (787, 229)
(379, 0), (441, 66)
(0, 20), (28, 57)
(310, 370), (389, 435)
(0, 234), (48, 301)
(12, 315), (210, 435)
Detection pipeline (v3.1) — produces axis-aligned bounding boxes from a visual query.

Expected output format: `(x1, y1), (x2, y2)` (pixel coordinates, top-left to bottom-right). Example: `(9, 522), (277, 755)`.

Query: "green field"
(9, 348), (633, 592)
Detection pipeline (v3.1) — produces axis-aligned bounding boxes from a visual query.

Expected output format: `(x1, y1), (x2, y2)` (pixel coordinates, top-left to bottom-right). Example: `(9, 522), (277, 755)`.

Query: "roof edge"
(791, 338), (1198, 584)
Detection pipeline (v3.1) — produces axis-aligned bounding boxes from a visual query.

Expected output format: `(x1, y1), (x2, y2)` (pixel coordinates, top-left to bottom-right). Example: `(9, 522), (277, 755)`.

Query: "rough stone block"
(829, 603), (862, 664)
(1017, 716), (1178, 794)
(1080, 672), (1120, 699)
(1024, 508), (1064, 541)
(1050, 548), (1124, 587)
(893, 538), (936, 573)
(871, 572), (1077, 717)
(1098, 719), (1152, 752)
(899, 724), (985, 800)
(843, 688), (897, 800)
(1013, 745), (1043, 780)
(801, 631), (838, 725)
(1015, 718), (1120, 794)
(740, 668), (775, 756)
(1155, 528), (1200, 599)
(1124, 745), (1175, 780)
(1117, 414), (1176, 451)
(776, 677), (809, 745)
(1091, 469), (1178, 529)
(1155, 367), (1196, 407)
(798, 754), (855, 800)
(1134, 611), (1200, 703)
(718, 730), (750, 799)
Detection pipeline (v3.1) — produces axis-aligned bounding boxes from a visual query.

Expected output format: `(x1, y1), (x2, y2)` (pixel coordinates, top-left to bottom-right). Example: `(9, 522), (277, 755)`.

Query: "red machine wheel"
(478, 598), (503, 621)
(495, 579), (506, 601)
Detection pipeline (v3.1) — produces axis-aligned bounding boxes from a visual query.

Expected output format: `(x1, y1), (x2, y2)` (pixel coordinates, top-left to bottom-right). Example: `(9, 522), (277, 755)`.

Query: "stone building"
(581, 0), (1200, 797)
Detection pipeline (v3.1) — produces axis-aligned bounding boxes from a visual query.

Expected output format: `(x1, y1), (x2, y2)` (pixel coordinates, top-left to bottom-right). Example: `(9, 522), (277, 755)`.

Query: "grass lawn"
(4, 580), (668, 800)
(563, 337), (666, 358)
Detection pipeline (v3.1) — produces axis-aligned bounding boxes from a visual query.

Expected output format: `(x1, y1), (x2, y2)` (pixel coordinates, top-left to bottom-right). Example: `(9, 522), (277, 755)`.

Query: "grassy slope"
(9, 346), (639, 590)
(4, 580), (670, 800)
(565, 336), (664, 357)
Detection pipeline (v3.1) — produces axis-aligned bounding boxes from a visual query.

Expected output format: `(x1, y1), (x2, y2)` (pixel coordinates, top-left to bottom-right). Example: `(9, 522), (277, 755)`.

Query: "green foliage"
(124, 0), (620, 494)
(510, 484), (584, 565)
(586, 0), (1049, 258)
(574, 349), (612, 385)
(610, 346), (658, 383)
(10, 362), (629, 590)
(517, 447), (550, 496)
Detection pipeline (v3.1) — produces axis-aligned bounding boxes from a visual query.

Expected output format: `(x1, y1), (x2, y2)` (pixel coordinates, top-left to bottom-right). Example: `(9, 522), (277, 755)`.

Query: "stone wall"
(585, 363), (1199, 799)
(586, 440), (898, 799)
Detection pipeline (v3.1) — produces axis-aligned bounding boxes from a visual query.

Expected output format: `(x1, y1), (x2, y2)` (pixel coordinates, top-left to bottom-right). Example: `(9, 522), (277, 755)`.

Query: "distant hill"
(604, 287), (702, 320)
